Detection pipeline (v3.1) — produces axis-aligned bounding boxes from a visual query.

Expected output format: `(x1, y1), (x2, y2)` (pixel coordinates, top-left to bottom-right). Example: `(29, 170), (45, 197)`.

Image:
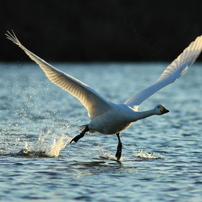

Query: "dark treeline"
(1, 0), (202, 62)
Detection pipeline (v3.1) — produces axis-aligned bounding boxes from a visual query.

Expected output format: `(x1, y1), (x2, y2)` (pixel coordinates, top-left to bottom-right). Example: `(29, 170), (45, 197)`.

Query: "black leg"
(115, 133), (122, 160)
(70, 125), (89, 143)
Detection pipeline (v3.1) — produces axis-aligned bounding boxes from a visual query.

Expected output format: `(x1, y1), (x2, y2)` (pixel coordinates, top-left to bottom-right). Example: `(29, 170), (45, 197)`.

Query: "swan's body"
(6, 31), (202, 160)
(88, 103), (164, 134)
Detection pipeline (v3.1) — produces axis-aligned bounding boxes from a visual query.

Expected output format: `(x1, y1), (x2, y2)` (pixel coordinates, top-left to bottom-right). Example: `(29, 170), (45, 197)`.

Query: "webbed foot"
(70, 125), (89, 144)
(70, 134), (83, 143)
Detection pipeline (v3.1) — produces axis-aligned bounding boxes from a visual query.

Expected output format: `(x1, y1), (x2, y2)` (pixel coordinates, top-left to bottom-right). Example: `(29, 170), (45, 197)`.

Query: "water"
(0, 62), (202, 202)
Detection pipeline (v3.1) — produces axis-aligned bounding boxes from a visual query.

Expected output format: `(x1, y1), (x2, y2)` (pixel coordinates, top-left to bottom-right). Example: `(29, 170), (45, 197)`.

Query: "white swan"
(6, 31), (202, 160)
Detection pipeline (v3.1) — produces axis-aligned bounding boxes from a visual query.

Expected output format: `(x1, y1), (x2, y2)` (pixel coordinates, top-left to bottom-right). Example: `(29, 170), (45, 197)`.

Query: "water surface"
(0, 63), (202, 201)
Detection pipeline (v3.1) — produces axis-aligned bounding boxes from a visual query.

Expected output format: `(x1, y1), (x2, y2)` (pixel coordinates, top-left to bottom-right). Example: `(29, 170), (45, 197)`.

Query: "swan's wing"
(6, 31), (112, 118)
(125, 35), (202, 110)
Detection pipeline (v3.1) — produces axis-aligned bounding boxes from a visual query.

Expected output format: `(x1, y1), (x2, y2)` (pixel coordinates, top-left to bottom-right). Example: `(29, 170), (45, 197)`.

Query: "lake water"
(0, 62), (202, 202)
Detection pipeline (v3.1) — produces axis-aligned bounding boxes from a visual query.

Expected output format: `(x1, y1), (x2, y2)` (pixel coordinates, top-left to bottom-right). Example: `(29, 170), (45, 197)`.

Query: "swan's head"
(155, 104), (169, 115)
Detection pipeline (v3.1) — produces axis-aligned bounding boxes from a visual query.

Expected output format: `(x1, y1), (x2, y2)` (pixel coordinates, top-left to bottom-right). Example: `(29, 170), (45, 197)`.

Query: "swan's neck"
(133, 108), (156, 121)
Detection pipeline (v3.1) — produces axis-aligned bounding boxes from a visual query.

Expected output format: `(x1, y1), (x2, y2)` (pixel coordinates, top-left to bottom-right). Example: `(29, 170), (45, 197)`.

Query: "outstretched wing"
(6, 31), (112, 118)
(125, 35), (202, 110)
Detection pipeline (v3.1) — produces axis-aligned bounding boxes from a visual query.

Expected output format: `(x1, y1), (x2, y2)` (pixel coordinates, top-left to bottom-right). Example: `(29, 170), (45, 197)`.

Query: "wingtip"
(5, 29), (15, 38)
(5, 30), (21, 45)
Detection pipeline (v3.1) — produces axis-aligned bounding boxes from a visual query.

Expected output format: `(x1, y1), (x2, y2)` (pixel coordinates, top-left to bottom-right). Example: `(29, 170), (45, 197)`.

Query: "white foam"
(99, 147), (122, 161)
(46, 135), (71, 157)
(135, 149), (161, 159)
(24, 133), (71, 158)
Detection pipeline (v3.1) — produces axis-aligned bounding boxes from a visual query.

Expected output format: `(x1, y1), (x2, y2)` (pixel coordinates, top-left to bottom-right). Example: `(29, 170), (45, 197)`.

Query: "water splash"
(135, 150), (162, 159)
(46, 135), (71, 157)
(19, 133), (71, 158)
(99, 147), (121, 161)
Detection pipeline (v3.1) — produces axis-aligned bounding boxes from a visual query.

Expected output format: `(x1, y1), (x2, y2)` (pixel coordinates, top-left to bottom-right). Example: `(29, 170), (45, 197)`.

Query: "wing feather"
(6, 31), (112, 118)
(125, 35), (202, 110)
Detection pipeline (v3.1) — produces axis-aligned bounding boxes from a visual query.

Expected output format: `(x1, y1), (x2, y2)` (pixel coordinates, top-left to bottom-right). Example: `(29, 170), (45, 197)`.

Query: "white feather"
(6, 31), (202, 135)
(6, 31), (112, 118)
(124, 36), (202, 110)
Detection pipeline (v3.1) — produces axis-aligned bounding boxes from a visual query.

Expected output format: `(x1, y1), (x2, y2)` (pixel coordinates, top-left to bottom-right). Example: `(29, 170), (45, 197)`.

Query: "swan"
(6, 31), (202, 160)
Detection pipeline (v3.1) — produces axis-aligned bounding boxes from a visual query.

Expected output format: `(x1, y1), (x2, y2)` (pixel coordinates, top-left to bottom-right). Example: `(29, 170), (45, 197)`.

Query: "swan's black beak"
(162, 108), (169, 114)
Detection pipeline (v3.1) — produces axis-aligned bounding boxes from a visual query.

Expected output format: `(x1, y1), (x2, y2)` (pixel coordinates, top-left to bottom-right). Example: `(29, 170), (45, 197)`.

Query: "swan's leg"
(115, 133), (122, 160)
(70, 125), (89, 143)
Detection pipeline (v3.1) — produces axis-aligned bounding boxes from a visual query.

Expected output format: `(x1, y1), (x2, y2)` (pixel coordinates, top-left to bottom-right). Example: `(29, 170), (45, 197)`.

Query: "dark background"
(1, 0), (202, 62)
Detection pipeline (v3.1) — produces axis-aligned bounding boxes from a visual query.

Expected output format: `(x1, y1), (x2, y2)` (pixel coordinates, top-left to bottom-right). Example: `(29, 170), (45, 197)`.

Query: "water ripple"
(0, 63), (202, 202)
